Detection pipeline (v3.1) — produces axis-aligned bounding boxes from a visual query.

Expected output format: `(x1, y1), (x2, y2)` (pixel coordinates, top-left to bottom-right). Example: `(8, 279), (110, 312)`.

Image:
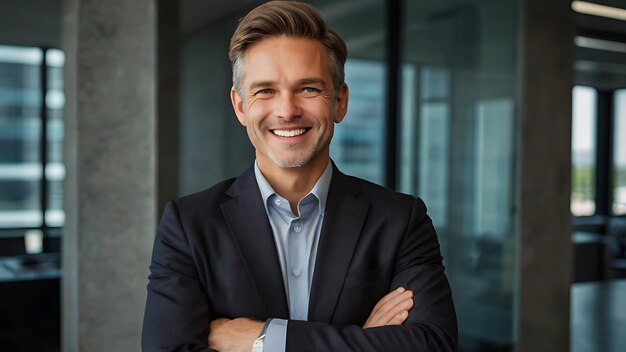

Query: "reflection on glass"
(399, 64), (417, 195)
(421, 66), (450, 100)
(571, 86), (597, 216)
(315, 0), (386, 184)
(46, 49), (65, 227)
(419, 102), (449, 229)
(0, 45), (43, 228)
(331, 59), (385, 184)
(614, 90), (626, 215)
(401, 66), (451, 229)
(419, 67), (450, 230)
(474, 99), (514, 238)
(401, 1), (519, 349)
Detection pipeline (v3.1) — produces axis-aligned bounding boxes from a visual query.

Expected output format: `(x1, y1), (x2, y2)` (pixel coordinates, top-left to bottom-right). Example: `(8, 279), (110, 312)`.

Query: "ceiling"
(0, 0), (61, 48)
(180, 0), (263, 36)
(0, 0), (623, 88)
(574, 0), (626, 89)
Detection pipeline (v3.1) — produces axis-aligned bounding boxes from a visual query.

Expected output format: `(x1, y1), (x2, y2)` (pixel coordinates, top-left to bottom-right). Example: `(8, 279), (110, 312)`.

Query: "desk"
(572, 231), (607, 282)
(0, 253), (60, 352)
(0, 253), (60, 283)
(571, 279), (626, 352)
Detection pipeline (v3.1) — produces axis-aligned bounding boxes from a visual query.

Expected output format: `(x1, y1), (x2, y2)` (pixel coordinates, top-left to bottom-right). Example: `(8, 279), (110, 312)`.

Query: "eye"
(300, 87), (322, 97)
(254, 88), (275, 95)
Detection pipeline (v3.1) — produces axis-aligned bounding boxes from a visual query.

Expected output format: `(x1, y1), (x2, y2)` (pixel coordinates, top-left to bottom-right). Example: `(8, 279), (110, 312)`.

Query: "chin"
(269, 151), (317, 169)
(273, 159), (310, 168)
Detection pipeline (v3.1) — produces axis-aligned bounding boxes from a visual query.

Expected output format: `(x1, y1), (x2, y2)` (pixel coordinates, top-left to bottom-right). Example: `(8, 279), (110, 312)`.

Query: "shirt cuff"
(262, 318), (288, 352)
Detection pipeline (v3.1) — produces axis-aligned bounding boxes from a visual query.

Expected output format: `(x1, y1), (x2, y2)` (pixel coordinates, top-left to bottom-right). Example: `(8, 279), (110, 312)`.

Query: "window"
(398, 1), (520, 349)
(319, 0), (387, 185)
(400, 66), (451, 230)
(331, 59), (386, 185)
(45, 49), (65, 227)
(0, 44), (64, 232)
(614, 89), (626, 215)
(571, 86), (597, 216)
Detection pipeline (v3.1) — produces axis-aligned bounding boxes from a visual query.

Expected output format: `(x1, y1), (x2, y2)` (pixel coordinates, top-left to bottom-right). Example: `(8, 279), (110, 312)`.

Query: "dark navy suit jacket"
(142, 164), (457, 351)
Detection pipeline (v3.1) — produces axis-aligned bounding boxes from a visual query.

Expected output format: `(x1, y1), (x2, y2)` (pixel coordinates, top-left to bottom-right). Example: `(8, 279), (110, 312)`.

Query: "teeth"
(272, 128), (306, 137)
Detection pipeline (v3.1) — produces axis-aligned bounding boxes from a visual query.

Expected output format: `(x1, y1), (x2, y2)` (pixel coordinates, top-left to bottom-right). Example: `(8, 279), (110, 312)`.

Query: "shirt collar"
(254, 160), (333, 215)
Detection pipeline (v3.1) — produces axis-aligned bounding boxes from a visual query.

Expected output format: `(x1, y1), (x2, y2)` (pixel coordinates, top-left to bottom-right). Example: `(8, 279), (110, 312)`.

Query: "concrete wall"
(517, 0), (574, 350)
(62, 0), (177, 350)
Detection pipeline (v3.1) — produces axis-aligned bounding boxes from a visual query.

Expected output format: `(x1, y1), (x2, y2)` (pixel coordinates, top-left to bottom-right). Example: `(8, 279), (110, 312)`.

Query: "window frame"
(572, 86), (626, 232)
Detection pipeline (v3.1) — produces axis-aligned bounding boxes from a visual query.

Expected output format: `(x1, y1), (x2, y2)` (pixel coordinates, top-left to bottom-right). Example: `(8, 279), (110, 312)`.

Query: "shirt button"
(292, 269), (302, 277)
(274, 199), (281, 206)
(293, 223), (302, 233)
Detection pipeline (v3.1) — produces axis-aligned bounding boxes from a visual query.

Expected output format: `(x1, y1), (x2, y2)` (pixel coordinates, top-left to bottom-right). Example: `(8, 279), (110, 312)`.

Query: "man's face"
(231, 36), (349, 170)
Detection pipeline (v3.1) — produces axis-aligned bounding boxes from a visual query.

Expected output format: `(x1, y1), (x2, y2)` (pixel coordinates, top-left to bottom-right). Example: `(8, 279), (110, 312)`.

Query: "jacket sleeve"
(285, 198), (458, 351)
(141, 202), (215, 352)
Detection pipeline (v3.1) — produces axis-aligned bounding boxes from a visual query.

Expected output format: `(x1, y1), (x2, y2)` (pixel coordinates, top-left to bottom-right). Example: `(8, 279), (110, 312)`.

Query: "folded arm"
(209, 198), (457, 352)
(283, 198), (457, 351)
(142, 202), (215, 352)
(208, 287), (415, 351)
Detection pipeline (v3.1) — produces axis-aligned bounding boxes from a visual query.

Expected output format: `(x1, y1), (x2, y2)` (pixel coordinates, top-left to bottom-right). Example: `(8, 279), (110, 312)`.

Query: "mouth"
(271, 128), (309, 137)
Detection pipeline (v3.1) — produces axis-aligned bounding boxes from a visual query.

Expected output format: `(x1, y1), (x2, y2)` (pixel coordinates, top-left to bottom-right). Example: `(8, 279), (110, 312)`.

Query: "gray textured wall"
(517, 0), (574, 350)
(62, 0), (159, 350)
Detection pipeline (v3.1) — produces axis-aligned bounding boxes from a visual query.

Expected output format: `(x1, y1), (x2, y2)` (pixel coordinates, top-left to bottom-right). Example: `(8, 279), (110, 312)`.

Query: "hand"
(363, 287), (414, 329)
(208, 317), (264, 352)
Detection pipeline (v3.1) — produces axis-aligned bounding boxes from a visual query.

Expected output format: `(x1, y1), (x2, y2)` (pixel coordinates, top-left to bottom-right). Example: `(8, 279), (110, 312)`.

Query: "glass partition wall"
(397, 1), (519, 350)
(181, 1), (519, 350)
(313, 0), (387, 185)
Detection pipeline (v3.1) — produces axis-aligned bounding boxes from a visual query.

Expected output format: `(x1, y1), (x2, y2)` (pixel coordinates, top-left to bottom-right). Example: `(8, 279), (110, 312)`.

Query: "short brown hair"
(229, 1), (347, 97)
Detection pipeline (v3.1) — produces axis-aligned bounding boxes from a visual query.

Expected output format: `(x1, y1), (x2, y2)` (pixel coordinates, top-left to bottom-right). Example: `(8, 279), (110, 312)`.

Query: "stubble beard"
(267, 139), (319, 168)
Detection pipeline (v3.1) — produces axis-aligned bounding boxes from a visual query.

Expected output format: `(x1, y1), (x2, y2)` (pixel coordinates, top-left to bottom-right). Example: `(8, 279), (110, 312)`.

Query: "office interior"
(0, 0), (624, 351)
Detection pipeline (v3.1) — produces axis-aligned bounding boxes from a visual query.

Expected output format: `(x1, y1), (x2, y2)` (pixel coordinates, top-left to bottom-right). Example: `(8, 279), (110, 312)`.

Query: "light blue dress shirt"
(254, 161), (333, 352)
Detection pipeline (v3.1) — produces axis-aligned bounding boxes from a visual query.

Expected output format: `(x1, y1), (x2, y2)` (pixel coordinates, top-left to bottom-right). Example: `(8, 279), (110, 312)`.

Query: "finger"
(387, 310), (409, 326)
(366, 291), (413, 327)
(364, 288), (412, 328)
(364, 299), (411, 329)
(387, 298), (414, 325)
(376, 287), (406, 307)
(374, 290), (413, 320)
(376, 296), (413, 326)
(370, 287), (406, 316)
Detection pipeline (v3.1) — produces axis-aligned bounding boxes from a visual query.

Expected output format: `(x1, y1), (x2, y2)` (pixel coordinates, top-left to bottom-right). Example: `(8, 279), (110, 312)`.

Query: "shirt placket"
(288, 214), (307, 320)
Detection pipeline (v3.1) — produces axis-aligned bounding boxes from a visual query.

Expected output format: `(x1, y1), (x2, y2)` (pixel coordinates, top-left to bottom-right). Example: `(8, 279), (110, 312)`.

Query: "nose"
(275, 92), (302, 121)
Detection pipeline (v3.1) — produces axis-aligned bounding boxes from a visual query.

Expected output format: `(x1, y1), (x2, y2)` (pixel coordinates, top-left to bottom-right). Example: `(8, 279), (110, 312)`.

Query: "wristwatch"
(252, 320), (271, 352)
(252, 333), (265, 352)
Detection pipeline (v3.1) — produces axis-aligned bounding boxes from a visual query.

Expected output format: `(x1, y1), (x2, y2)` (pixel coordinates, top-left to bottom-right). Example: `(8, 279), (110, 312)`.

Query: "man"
(142, 2), (457, 351)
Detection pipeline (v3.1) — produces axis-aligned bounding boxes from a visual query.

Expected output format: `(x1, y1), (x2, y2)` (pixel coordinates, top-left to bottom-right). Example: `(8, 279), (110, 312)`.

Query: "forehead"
(242, 36), (332, 86)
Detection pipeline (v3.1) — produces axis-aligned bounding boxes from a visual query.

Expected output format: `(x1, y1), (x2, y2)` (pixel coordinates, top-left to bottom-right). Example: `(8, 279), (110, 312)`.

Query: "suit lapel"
(308, 168), (369, 323)
(221, 166), (289, 319)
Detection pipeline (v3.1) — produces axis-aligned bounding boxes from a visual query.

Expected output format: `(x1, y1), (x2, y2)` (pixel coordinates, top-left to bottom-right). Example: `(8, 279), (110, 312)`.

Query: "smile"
(271, 128), (308, 137)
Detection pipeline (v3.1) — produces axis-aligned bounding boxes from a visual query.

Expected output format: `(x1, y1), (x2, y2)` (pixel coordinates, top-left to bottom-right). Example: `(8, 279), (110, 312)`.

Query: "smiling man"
(142, 2), (457, 352)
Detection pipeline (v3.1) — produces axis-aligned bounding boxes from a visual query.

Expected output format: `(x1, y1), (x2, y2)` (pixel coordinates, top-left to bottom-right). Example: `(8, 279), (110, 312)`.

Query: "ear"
(230, 87), (247, 126)
(333, 83), (349, 124)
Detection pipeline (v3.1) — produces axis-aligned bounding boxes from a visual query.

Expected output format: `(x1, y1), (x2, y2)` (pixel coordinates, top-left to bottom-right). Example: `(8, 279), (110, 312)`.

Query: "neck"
(257, 152), (329, 209)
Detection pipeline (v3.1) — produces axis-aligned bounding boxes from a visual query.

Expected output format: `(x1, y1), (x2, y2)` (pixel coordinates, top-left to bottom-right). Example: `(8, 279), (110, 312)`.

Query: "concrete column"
(62, 0), (179, 350)
(517, 0), (574, 351)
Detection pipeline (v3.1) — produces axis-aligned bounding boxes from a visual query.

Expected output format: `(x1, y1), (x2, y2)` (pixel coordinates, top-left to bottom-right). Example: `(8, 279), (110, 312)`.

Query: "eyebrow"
(247, 78), (328, 91)
(297, 78), (327, 88)
(248, 81), (275, 91)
